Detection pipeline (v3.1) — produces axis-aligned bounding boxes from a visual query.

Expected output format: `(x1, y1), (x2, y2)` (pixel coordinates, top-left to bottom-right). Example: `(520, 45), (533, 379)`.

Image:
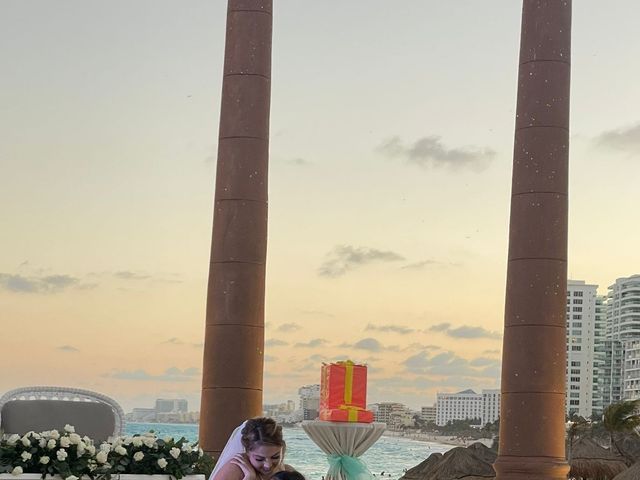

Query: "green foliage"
(0, 425), (214, 479)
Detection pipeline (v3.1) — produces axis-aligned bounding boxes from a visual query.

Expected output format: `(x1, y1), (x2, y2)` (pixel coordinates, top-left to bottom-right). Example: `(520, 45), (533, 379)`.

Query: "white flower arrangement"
(0, 427), (210, 479)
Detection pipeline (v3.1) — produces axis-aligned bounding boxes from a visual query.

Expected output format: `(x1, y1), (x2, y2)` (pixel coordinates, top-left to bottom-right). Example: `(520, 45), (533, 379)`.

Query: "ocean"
(125, 423), (453, 480)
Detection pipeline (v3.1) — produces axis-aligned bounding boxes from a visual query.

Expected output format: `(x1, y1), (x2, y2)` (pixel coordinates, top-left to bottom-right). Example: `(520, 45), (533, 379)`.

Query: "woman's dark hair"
(241, 417), (285, 451)
(271, 471), (305, 480)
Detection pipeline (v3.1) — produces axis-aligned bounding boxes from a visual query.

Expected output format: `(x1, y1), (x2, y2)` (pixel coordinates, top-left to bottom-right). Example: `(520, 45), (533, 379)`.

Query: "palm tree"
(603, 400), (640, 459)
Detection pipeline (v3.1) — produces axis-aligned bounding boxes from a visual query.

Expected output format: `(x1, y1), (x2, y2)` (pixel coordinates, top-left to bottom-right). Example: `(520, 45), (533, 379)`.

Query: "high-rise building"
(298, 384), (320, 420)
(565, 280), (598, 418)
(155, 398), (188, 414)
(481, 389), (501, 426)
(372, 402), (405, 425)
(604, 275), (640, 405)
(420, 405), (436, 424)
(436, 390), (482, 426)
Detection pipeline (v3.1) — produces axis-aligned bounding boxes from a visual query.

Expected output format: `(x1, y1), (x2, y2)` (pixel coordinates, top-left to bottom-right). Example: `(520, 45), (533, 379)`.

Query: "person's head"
(271, 471), (305, 480)
(241, 417), (286, 476)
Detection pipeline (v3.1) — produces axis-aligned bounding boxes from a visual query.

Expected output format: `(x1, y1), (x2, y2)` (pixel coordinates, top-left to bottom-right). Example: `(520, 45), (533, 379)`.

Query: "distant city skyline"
(3, 1), (640, 412)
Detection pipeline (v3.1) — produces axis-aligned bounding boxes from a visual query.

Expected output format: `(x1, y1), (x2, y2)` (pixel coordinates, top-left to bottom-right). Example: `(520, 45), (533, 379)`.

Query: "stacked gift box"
(318, 360), (374, 423)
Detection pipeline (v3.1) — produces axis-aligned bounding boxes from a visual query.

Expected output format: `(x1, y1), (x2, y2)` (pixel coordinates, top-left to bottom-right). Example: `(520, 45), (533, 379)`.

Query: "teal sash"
(327, 454), (374, 480)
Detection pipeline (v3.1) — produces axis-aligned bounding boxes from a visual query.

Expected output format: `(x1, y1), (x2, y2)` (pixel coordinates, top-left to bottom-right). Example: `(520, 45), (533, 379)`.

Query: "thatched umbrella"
(568, 437), (627, 480)
(419, 447), (495, 480)
(612, 462), (640, 480)
(401, 453), (443, 480)
(466, 443), (497, 465)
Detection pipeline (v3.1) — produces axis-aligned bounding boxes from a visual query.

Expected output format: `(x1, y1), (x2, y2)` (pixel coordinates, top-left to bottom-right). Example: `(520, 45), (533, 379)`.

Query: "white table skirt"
(302, 421), (386, 480)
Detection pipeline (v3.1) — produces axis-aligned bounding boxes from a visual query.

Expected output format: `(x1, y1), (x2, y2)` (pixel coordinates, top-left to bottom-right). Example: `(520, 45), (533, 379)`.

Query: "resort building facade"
(435, 389), (483, 426)
(481, 389), (501, 426)
(565, 280), (598, 418)
(298, 384), (320, 420)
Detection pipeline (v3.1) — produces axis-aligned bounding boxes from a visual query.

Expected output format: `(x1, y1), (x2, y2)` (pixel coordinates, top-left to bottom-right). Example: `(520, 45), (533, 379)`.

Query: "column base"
(494, 456), (569, 480)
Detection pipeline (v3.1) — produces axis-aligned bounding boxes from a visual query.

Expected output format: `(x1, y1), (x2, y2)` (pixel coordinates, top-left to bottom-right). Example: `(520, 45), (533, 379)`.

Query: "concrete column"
(495, 1), (571, 479)
(200, 0), (272, 458)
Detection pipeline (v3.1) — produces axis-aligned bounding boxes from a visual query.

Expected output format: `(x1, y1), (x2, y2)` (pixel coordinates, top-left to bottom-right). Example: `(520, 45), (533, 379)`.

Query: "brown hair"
(241, 417), (286, 451)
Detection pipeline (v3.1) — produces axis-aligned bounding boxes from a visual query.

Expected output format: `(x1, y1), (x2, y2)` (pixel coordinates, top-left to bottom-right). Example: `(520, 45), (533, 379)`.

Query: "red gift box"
(319, 407), (374, 423)
(320, 360), (368, 410)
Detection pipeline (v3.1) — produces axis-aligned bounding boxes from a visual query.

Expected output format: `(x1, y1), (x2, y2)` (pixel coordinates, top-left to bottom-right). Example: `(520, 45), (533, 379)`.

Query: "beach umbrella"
(400, 453), (443, 480)
(465, 443), (497, 465)
(612, 462), (640, 480)
(568, 437), (627, 480)
(424, 447), (495, 480)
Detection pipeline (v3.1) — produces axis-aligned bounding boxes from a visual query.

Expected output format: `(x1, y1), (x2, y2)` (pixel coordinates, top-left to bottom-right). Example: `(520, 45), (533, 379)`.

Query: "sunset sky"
(2, 1), (640, 413)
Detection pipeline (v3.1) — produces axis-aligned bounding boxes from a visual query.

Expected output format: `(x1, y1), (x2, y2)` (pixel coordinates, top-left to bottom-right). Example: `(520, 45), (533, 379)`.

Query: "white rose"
(49, 430), (60, 440)
(32, 433), (41, 440)
(169, 447), (180, 459)
(96, 451), (109, 464)
(181, 443), (191, 452)
(143, 432), (155, 438)
(87, 445), (96, 456)
(39, 456), (50, 465)
(7, 434), (20, 446)
(114, 445), (127, 455)
(164, 436), (172, 443)
(69, 433), (81, 445)
(157, 458), (168, 469)
(132, 437), (143, 447)
(198, 448), (204, 457)
(47, 439), (57, 450)
(76, 444), (86, 457)
(11, 466), (23, 476)
(99, 443), (111, 453)
(123, 436), (133, 446)
(83, 436), (91, 444)
(143, 437), (156, 448)
(133, 452), (144, 462)
(21, 436), (31, 447)
(56, 449), (68, 461)
(60, 437), (71, 448)
(20, 452), (32, 462)
(64, 425), (75, 433)
(39, 439), (47, 449)
(66, 475), (78, 480)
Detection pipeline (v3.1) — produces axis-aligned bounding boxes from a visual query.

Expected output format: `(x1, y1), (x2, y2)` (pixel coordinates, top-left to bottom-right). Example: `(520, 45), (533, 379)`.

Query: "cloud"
(107, 367), (200, 382)
(377, 135), (495, 172)
(264, 355), (277, 362)
(294, 338), (329, 348)
(595, 123), (640, 153)
(403, 351), (499, 378)
(57, 345), (79, 352)
(428, 323), (501, 340)
(0, 273), (80, 294)
(277, 323), (301, 333)
(429, 323), (451, 332)
(318, 245), (404, 278)
(401, 260), (461, 270)
(114, 271), (150, 280)
(265, 339), (289, 347)
(366, 323), (415, 335)
(353, 338), (384, 352)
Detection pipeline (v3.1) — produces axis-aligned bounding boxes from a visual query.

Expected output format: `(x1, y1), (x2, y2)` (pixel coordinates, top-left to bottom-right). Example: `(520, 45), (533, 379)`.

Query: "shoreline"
(382, 430), (493, 448)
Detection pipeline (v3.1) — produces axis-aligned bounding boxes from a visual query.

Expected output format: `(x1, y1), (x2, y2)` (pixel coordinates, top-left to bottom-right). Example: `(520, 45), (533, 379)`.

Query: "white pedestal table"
(302, 421), (386, 480)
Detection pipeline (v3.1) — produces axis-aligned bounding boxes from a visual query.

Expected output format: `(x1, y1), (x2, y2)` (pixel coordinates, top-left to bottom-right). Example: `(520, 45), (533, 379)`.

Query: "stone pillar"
(494, 1), (571, 479)
(200, 0), (272, 458)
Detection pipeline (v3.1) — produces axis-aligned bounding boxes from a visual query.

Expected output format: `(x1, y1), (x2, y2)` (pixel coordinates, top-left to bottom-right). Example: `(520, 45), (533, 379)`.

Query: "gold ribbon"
(338, 404), (364, 422)
(336, 360), (355, 405)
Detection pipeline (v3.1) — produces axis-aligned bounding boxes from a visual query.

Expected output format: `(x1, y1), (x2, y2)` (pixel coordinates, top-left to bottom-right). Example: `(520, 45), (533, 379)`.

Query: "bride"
(209, 417), (295, 480)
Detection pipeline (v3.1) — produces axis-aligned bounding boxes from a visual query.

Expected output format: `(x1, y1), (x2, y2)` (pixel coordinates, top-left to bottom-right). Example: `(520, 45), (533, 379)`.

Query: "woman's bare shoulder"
(211, 461), (244, 480)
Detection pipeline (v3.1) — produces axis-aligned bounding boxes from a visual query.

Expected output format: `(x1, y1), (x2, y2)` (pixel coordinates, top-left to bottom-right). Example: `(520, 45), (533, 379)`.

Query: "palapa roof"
(612, 462), (640, 480)
(401, 446), (495, 480)
(569, 438), (628, 480)
(466, 443), (497, 465)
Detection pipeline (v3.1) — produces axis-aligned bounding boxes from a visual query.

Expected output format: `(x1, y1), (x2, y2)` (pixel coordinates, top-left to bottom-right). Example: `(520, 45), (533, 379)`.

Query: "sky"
(2, 1), (640, 414)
